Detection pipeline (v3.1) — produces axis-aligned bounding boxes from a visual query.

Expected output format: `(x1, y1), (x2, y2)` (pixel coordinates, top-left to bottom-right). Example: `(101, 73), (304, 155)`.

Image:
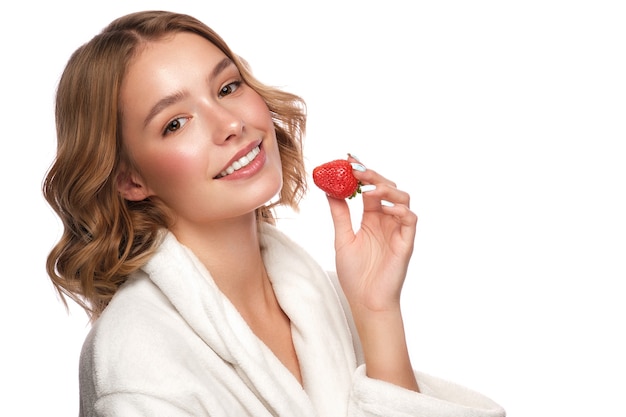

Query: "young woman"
(44, 10), (505, 417)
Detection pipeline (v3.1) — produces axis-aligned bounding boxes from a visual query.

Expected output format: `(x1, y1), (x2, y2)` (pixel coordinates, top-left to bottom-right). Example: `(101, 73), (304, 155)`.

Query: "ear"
(116, 162), (151, 201)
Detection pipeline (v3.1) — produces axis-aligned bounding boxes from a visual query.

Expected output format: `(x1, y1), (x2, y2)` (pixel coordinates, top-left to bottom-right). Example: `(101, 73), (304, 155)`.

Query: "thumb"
(325, 195), (355, 248)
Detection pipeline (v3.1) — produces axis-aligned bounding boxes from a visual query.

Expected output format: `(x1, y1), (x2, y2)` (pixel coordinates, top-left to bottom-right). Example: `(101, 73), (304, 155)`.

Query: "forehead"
(129, 31), (227, 71)
(120, 32), (230, 110)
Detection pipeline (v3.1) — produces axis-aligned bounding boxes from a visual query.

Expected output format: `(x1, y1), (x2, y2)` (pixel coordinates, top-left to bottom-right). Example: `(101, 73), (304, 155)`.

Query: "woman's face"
(118, 32), (282, 233)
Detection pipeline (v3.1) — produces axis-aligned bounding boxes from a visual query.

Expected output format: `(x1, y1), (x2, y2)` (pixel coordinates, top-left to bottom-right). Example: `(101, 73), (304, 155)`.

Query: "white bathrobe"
(79, 222), (505, 417)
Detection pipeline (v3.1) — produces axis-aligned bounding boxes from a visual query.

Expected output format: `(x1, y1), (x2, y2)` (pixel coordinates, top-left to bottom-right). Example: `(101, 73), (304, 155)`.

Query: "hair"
(43, 10), (307, 321)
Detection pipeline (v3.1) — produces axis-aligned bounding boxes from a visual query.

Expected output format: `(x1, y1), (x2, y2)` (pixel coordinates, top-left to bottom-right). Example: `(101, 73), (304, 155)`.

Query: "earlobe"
(116, 165), (151, 201)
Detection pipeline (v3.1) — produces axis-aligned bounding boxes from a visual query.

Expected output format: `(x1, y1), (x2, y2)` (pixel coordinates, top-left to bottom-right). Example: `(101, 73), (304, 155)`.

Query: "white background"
(2, 1), (624, 415)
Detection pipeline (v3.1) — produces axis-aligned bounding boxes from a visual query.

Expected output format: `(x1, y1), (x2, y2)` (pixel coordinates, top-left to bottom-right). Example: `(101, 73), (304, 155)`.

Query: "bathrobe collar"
(140, 222), (357, 417)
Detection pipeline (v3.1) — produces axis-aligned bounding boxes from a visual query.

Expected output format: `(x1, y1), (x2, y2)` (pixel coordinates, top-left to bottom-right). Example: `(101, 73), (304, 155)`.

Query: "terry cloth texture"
(79, 222), (505, 417)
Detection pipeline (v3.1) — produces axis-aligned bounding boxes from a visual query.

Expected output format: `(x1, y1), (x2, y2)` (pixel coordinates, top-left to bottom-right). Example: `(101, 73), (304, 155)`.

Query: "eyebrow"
(142, 57), (236, 128)
(210, 57), (235, 82)
(143, 90), (188, 128)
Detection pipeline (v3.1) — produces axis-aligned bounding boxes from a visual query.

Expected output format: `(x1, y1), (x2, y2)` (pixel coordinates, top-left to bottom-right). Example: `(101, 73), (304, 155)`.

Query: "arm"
(325, 155), (419, 391)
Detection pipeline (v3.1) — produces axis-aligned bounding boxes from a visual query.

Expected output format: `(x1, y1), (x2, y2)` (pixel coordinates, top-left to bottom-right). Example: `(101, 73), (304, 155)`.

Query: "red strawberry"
(312, 159), (361, 199)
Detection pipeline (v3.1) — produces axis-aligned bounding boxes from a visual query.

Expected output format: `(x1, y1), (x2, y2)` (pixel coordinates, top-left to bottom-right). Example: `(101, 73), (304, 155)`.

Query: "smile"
(215, 145), (261, 179)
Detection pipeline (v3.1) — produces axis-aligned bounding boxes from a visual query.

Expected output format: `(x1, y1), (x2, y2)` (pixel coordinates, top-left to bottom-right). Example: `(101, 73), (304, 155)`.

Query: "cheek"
(243, 90), (275, 130)
(139, 144), (207, 192)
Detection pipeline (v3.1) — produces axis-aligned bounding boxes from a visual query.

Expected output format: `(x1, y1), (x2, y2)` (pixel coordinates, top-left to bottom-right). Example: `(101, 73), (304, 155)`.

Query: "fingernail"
(360, 184), (376, 193)
(347, 153), (362, 163)
(381, 200), (395, 207)
(350, 163), (366, 172)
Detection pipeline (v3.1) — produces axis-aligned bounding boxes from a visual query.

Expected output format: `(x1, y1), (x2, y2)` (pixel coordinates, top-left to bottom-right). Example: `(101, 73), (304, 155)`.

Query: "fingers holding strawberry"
(312, 155), (406, 207)
(312, 155), (414, 219)
(318, 153), (416, 232)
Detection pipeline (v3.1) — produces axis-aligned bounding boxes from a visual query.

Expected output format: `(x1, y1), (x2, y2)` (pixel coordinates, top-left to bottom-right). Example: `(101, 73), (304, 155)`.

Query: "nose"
(208, 102), (244, 144)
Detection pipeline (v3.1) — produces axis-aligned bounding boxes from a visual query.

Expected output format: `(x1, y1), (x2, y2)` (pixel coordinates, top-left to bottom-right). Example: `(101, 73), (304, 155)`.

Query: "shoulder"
(90, 271), (184, 343)
(79, 272), (193, 395)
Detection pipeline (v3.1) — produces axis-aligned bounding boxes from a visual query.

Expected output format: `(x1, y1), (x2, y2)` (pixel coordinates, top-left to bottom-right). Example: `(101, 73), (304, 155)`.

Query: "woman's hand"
(326, 155), (418, 314)
(324, 155), (420, 391)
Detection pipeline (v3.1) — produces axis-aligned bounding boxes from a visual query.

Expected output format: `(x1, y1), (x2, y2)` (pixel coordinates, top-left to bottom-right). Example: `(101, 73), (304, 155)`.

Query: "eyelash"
(163, 116), (189, 136)
(219, 80), (242, 97)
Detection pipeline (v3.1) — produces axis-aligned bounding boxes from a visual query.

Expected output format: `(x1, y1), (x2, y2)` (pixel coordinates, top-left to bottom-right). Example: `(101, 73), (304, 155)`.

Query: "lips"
(215, 143), (262, 179)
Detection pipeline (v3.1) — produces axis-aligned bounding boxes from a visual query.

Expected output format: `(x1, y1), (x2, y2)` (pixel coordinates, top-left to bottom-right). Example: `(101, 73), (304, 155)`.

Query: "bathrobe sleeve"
(348, 366), (505, 417)
(326, 272), (506, 417)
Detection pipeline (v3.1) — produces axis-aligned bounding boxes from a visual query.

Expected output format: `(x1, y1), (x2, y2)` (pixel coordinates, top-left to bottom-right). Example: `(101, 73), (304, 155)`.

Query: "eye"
(163, 116), (189, 136)
(218, 80), (242, 98)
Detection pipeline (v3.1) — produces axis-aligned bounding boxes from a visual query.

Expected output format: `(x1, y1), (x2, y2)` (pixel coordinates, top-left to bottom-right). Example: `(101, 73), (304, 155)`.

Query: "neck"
(170, 213), (274, 310)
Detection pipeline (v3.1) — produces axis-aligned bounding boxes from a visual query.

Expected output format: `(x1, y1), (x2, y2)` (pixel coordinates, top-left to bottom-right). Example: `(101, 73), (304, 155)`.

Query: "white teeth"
(217, 146), (260, 178)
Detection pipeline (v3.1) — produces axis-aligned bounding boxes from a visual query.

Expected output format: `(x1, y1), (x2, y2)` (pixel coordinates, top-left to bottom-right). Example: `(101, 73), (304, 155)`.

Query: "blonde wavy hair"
(43, 10), (307, 321)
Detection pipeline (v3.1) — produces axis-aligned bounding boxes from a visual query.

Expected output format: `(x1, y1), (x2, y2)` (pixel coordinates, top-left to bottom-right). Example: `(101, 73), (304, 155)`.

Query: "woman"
(44, 10), (505, 417)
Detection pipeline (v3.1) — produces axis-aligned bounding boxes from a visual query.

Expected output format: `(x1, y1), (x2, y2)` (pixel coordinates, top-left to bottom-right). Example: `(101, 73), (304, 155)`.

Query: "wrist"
(349, 298), (402, 322)
(350, 304), (420, 392)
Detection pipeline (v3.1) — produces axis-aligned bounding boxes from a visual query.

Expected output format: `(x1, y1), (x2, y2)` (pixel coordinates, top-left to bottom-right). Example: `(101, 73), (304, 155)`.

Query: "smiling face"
(118, 32), (283, 236)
